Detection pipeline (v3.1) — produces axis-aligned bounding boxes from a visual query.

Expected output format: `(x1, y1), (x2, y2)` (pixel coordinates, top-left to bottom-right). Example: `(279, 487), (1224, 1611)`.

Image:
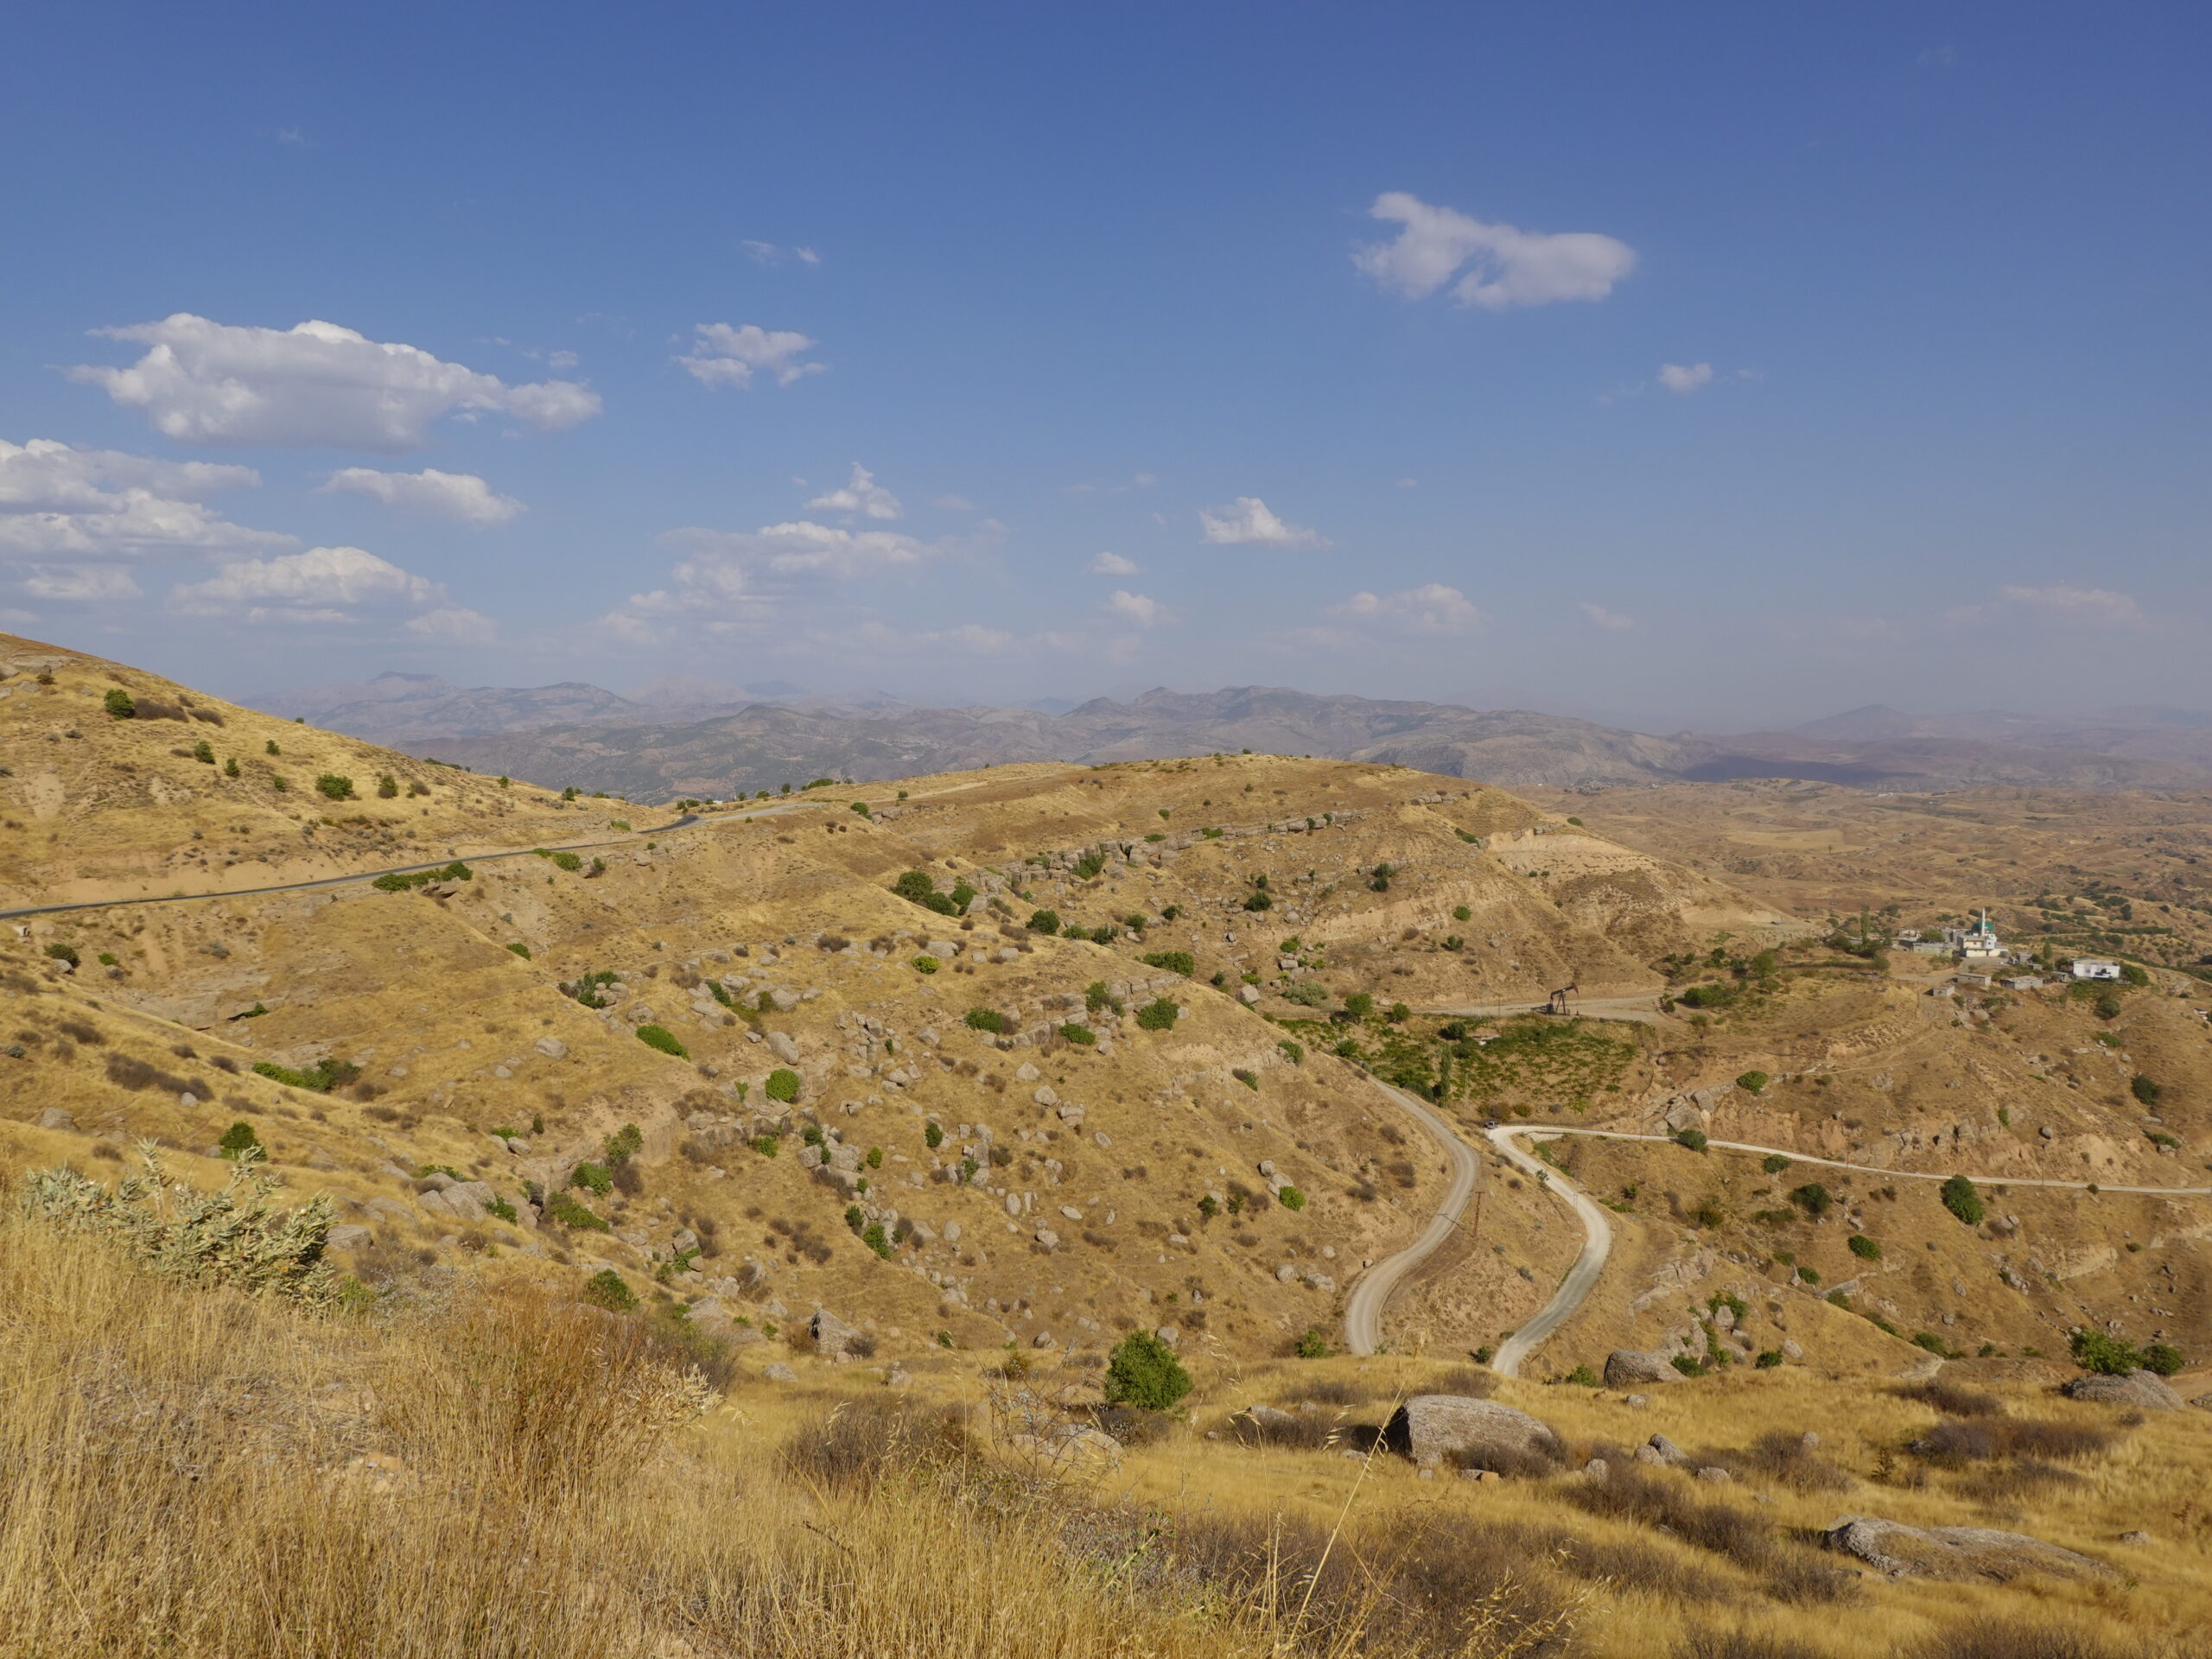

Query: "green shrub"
(2120, 962), (2150, 987)
(1675, 1128), (1708, 1152)
(1736, 1070), (1770, 1094)
(1277, 1039), (1304, 1065)
(217, 1122), (263, 1160)
(44, 942), (79, 968)
(603, 1123), (644, 1166)
(1452, 905), (1471, 921)
(251, 1058), (359, 1093)
(1135, 998), (1178, 1031)
(1941, 1173), (1985, 1225)
(1670, 1355), (1704, 1377)
(850, 801), (871, 817)
(581, 1268), (637, 1312)
(315, 774), (355, 801)
(2069, 1329), (2143, 1376)
(1141, 950), (1195, 977)
(2131, 1074), (2163, 1106)
(1755, 1349), (1784, 1369)
(191, 739), (214, 764)
(1789, 1183), (1833, 1217)
(1103, 1330), (1192, 1411)
(1281, 981), (1329, 1007)
(636, 1025), (689, 1058)
(571, 1162), (613, 1196)
(964, 1007), (1009, 1034)
(376, 772), (398, 798)
(550, 851), (582, 872)
(1294, 1327), (1330, 1359)
(843, 1205), (865, 1233)
(547, 1192), (607, 1230)
(2143, 1343), (2186, 1376)
(1027, 909), (1061, 934)
(1848, 1233), (1882, 1260)
(1343, 993), (1375, 1019)
(752, 1135), (779, 1158)
(861, 1222), (893, 1259)
(103, 689), (136, 719)
(1242, 890), (1273, 912)
(1058, 1023), (1096, 1046)
(893, 870), (958, 915)
(2094, 990), (2123, 1020)
(925, 1122), (944, 1149)
(912, 955), (940, 974)
(708, 979), (733, 1007)
(1277, 1185), (1306, 1211)
(765, 1068), (800, 1103)
(1762, 1154), (1790, 1174)
(1073, 850), (1107, 880)
(506, 942), (531, 960)
(223, 756), (240, 778)
(1563, 1363), (1599, 1387)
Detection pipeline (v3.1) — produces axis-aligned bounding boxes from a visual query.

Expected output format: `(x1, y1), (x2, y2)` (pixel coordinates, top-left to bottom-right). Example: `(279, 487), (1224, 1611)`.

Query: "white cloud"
(1198, 496), (1330, 549)
(169, 545), (442, 624)
(0, 438), (289, 562)
(1392, 476), (1419, 489)
(804, 462), (902, 520)
(677, 322), (824, 389)
(23, 565), (143, 601)
(69, 315), (601, 450)
(740, 241), (822, 268)
(1089, 550), (1141, 575)
(659, 519), (929, 582)
(1355, 191), (1637, 310)
(1580, 601), (1634, 630)
(932, 494), (976, 512)
(1106, 589), (1169, 627)
(1335, 583), (1484, 635)
(320, 467), (524, 525)
(1996, 582), (2145, 626)
(851, 620), (1016, 657)
(1658, 362), (1713, 394)
(404, 605), (499, 644)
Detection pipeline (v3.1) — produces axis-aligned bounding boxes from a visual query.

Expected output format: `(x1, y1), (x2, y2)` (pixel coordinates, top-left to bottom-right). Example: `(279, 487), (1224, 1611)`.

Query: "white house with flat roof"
(2069, 958), (2122, 980)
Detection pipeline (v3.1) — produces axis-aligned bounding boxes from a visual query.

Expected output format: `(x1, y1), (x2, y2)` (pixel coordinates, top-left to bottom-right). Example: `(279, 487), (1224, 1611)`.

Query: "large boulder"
(810, 1307), (862, 1360)
(1821, 1516), (2114, 1582)
(2063, 1370), (2184, 1411)
(1383, 1395), (1560, 1471)
(1605, 1350), (1676, 1387)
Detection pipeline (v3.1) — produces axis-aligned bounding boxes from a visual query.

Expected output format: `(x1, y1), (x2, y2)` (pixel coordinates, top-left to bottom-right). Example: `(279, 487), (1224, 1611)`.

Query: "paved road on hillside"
(1342, 1080), (1480, 1357)
(1421, 995), (1663, 1026)
(1486, 1126), (1617, 1377)
(0, 804), (809, 922)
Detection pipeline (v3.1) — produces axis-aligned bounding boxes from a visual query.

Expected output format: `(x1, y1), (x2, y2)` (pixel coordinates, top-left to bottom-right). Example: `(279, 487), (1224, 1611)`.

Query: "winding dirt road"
(1341, 1080), (1479, 1357)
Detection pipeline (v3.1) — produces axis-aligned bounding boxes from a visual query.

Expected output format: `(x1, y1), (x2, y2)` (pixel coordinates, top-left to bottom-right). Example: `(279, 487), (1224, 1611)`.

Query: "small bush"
(1232, 1068), (1258, 1090)
(571, 1162), (613, 1196)
(1135, 997), (1178, 1031)
(1103, 1330), (1192, 1411)
(861, 1222), (893, 1259)
(1277, 1185), (1306, 1211)
(581, 1268), (638, 1312)
(1294, 1327), (1331, 1358)
(191, 739), (214, 764)
(1277, 1039), (1304, 1065)
(1141, 950), (1194, 977)
(1763, 1154), (1790, 1174)
(1671, 1355), (1705, 1377)
(1058, 1023), (1096, 1046)
(1789, 1183), (1833, 1218)
(635, 1025), (689, 1058)
(506, 941), (531, 960)
(546, 1192), (607, 1230)
(44, 942), (79, 968)
(2142, 1342), (2185, 1376)
(1736, 1070), (1770, 1094)
(1675, 1128), (1708, 1151)
(217, 1122), (264, 1160)
(550, 850), (582, 872)
(752, 1135), (779, 1158)
(924, 1122), (944, 1149)
(2068, 1329), (2142, 1376)
(103, 688), (136, 719)
(1848, 1233), (1882, 1260)
(765, 1068), (800, 1103)
(1755, 1349), (1783, 1368)
(963, 1007), (1008, 1033)
(1941, 1173), (1985, 1225)
(2130, 1074), (2162, 1106)
(315, 773), (355, 801)
(1027, 909), (1061, 934)
(1343, 992), (1375, 1019)
(376, 772), (398, 797)
(912, 955), (940, 974)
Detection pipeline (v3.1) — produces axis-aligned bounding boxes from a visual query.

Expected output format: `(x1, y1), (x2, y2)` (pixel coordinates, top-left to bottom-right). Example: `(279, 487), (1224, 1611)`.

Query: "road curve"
(0, 806), (800, 923)
(1342, 1080), (1480, 1356)
(1487, 1128), (1616, 1376)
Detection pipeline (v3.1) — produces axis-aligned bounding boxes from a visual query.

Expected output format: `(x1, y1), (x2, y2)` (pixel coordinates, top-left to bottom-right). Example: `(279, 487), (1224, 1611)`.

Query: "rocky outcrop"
(2063, 1370), (2184, 1411)
(1821, 1516), (2114, 1582)
(1604, 1350), (1676, 1387)
(1383, 1395), (1560, 1471)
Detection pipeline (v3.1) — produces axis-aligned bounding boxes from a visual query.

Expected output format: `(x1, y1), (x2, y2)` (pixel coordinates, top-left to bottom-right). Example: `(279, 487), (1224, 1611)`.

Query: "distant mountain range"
(245, 677), (2212, 802)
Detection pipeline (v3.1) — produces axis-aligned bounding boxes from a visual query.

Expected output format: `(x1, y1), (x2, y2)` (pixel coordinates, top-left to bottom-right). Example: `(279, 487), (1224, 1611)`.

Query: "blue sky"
(3, 3), (2207, 728)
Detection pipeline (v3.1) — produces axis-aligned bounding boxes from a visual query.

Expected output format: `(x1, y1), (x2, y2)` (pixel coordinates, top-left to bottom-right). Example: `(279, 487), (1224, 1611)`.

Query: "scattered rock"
(1384, 1395), (1560, 1469)
(37, 1109), (77, 1130)
(1821, 1516), (2116, 1582)
(1604, 1350), (1676, 1388)
(534, 1037), (567, 1059)
(762, 1363), (797, 1382)
(810, 1308), (860, 1360)
(1583, 1458), (1609, 1479)
(325, 1224), (372, 1250)
(1623, 1393), (1649, 1409)
(1645, 1433), (1690, 1466)
(2064, 1370), (2184, 1411)
(1033, 1228), (1059, 1249)
(765, 1031), (802, 1064)
(2119, 1530), (2152, 1546)
(1695, 1465), (1732, 1484)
